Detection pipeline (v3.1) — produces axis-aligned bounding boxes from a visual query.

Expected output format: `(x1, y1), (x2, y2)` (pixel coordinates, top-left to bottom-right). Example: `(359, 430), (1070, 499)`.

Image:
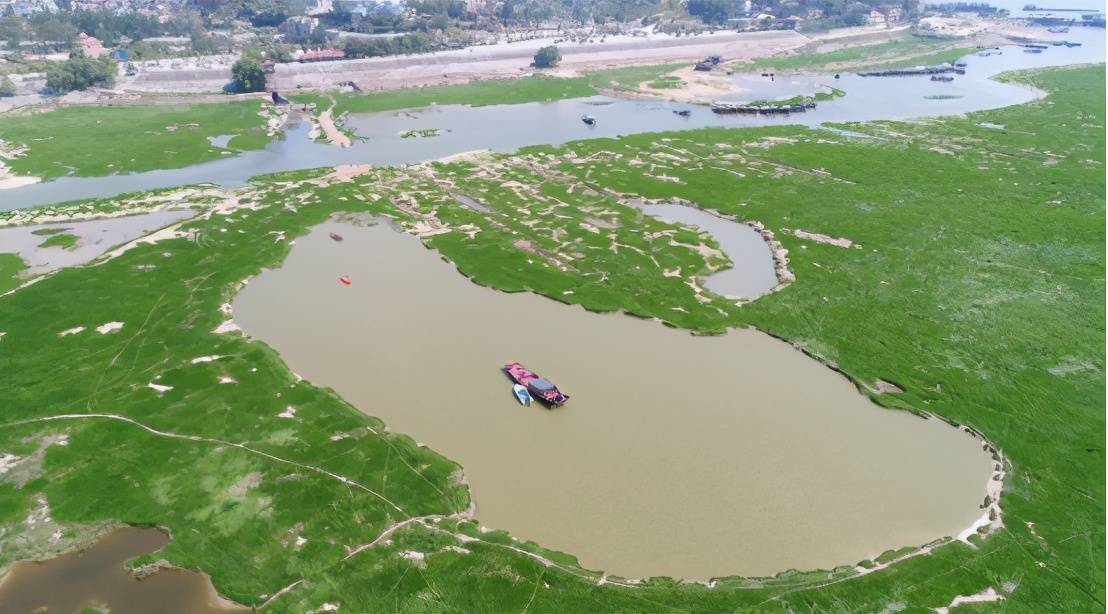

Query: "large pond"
(0, 527), (241, 613)
(1, 28), (1103, 212)
(233, 221), (995, 579)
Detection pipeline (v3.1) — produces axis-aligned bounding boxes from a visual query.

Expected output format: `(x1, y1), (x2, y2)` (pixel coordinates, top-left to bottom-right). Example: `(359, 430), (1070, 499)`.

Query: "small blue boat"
(512, 384), (532, 407)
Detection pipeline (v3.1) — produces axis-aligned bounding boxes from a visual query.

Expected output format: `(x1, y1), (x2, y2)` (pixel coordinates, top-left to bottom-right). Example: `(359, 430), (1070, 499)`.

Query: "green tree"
(231, 53), (267, 92)
(45, 52), (117, 93)
(0, 16), (24, 50)
(532, 45), (560, 69)
(0, 76), (15, 98)
(686, 0), (735, 23)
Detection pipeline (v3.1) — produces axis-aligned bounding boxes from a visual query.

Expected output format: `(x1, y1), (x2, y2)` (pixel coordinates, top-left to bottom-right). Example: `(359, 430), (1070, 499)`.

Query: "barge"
(504, 362), (569, 406)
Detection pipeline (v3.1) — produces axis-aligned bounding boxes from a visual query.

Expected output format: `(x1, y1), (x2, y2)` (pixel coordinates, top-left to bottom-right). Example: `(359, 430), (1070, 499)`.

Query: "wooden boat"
(581, 115), (597, 126)
(674, 109), (692, 117)
(504, 362), (569, 406)
(330, 232), (344, 242)
(512, 384), (532, 407)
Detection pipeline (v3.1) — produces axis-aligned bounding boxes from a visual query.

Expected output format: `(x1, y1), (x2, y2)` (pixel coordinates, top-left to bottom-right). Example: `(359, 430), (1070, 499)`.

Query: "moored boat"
(512, 384), (532, 406)
(504, 362), (569, 406)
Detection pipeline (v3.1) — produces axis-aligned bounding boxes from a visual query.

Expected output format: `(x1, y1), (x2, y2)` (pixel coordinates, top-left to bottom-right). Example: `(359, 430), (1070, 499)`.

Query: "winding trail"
(0, 413), (404, 513)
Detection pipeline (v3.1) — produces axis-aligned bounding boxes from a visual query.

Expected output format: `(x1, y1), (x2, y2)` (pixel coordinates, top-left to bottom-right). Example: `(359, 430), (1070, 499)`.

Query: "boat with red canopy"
(503, 362), (569, 406)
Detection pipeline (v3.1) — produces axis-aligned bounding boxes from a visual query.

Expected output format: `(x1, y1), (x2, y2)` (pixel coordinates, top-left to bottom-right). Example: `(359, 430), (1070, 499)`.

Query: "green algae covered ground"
(0, 101), (275, 180)
(746, 36), (977, 72)
(0, 65), (1102, 612)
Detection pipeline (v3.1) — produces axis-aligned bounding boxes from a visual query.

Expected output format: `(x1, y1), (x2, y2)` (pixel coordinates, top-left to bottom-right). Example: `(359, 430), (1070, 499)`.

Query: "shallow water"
(207, 134), (235, 148)
(2, 31), (1102, 211)
(0, 527), (241, 614)
(234, 221), (995, 579)
(0, 209), (196, 278)
(633, 203), (778, 299)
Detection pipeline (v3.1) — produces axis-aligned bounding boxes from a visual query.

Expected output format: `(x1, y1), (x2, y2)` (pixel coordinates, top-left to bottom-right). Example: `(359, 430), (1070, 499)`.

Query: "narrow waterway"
(0, 527), (242, 614)
(234, 221), (995, 579)
(633, 202), (779, 298)
(1, 29), (1102, 212)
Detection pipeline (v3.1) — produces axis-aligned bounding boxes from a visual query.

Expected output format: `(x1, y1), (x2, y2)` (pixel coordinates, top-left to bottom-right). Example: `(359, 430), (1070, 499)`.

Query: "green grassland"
(0, 101), (272, 180)
(295, 64), (685, 118)
(0, 65), (1102, 612)
(0, 253), (26, 293)
(294, 75), (597, 118)
(747, 36), (977, 72)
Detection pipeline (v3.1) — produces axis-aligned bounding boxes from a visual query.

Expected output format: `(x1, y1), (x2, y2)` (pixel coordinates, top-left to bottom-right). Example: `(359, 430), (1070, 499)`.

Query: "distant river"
(1, 28), (1103, 212)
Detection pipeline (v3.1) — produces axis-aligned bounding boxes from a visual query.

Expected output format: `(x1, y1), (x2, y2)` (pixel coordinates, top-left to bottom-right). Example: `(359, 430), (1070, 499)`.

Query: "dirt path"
(318, 102), (351, 148)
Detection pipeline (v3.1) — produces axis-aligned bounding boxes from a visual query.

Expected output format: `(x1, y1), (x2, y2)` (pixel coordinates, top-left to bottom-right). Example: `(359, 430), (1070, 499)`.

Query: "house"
(76, 32), (108, 58)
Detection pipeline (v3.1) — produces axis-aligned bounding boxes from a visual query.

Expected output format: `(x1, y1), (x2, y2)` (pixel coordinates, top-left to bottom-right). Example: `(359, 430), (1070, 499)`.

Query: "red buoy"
(339, 276), (352, 285)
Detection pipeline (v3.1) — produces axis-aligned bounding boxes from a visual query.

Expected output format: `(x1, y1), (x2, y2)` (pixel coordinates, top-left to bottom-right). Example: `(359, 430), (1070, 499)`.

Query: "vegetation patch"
(399, 128), (439, 139)
(648, 76), (685, 89)
(746, 36), (976, 71)
(30, 227), (68, 236)
(0, 252), (26, 293)
(0, 102), (272, 180)
(36, 232), (77, 249)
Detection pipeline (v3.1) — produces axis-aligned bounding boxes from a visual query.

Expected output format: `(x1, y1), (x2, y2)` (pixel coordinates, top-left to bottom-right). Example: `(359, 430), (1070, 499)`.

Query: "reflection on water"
(2, 30), (1103, 212)
(234, 221), (995, 579)
(0, 527), (242, 614)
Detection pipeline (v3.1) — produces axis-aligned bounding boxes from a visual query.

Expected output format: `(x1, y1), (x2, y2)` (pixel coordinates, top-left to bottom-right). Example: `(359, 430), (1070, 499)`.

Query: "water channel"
(1, 28), (1102, 212)
(233, 221), (995, 579)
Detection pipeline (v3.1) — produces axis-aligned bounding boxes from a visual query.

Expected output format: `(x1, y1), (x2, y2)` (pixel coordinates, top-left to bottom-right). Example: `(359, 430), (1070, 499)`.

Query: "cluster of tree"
(230, 49), (267, 92)
(341, 32), (434, 58)
(323, 0), (669, 33)
(190, 0), (308, 27)
(688, 0), (917, 28)
(45, 52), (117, 92)
(532, 44), (561, 68)
(924, 2), (1001, 13)
(0, 10), (204, 52)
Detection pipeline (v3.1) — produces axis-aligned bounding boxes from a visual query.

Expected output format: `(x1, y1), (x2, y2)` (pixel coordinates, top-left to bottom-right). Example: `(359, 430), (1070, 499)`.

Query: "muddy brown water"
(234, 221), (995, 579)
(0, 527), (242, 614)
